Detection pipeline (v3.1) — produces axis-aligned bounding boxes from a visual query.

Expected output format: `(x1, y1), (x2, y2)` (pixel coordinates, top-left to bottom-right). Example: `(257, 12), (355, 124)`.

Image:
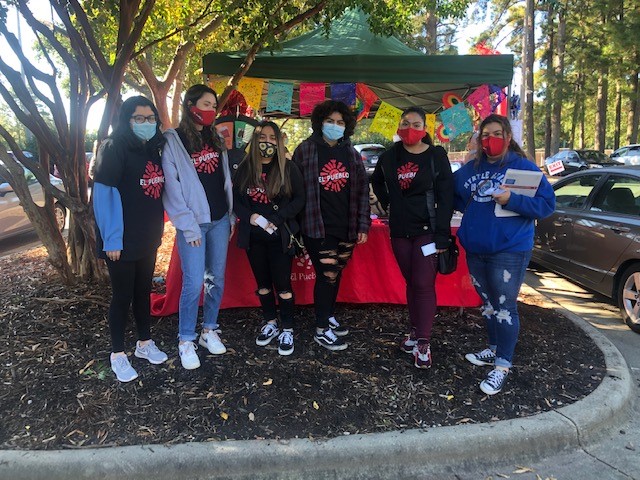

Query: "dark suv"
(354, 143), (386, 176)
(544, 149), (619, 176)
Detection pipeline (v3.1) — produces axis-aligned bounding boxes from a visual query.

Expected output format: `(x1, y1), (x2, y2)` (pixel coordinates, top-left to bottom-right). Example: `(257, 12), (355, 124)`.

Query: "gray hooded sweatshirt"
(161, 128), (234, 243)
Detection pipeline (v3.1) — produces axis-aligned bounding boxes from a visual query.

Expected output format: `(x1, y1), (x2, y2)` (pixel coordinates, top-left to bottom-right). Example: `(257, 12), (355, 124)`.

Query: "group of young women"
(93, 85), (555, 396)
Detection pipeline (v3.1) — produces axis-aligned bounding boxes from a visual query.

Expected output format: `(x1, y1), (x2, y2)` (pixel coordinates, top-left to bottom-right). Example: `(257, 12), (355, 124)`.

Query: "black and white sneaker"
(480, 368), (509, 395)
(314, 327), (348, 351)
(277, 329), (294, 356)
(328, 316), (349, 336)
(256, 322), (280, 346)
(465, 348), (496, 366)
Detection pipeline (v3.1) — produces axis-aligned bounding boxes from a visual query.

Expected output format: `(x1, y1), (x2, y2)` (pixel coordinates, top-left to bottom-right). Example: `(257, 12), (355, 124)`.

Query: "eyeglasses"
(131, 115), (157, 124)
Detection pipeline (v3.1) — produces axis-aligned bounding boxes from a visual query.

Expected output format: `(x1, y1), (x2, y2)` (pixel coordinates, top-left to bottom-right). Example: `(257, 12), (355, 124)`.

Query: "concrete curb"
(0, 285), (634, 479)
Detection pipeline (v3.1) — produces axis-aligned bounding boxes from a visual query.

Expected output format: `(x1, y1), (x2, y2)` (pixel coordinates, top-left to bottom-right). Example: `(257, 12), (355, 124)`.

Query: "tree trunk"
(543, 3), (554, 159)
(594, 71), (608, 151)
(424, 13), (438, 55)
(627, 62), (639, 145)
(68, 208), (107, 281)
(579, 90), (585, 149)
(550, 7), (565, 153)
(570, 78), (582, 149)
(614, 80), (622, 150)
(170, 64), (186, 128)
(523, 0), (536, 159)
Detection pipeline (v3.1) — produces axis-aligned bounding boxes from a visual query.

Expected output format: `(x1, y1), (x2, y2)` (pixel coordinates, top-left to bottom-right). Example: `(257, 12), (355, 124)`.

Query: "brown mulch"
(0, 229), (606, 450)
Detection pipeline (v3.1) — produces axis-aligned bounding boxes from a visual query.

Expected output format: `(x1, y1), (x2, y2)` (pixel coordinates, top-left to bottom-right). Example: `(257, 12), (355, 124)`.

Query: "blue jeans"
(466, 251), (531, 368)
(176, 217), (230, 341)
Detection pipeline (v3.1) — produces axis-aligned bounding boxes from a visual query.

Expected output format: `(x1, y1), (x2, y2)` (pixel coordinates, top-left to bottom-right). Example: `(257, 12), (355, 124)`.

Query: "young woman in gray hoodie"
(162, 84), (235, 370)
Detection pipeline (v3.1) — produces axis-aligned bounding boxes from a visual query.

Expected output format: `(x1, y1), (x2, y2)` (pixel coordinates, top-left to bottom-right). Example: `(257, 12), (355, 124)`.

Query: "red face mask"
(396, 127), (425, 146)
(189, 106), (216, 126)
(481, 136), (507, 157)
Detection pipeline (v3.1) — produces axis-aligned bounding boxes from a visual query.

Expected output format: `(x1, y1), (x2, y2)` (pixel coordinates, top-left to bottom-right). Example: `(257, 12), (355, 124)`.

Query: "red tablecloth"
(150, 221), (481, 316)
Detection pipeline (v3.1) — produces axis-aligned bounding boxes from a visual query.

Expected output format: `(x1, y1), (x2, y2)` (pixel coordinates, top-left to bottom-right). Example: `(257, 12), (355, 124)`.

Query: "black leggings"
(105, 253), (156, 352)
(304, 235), (355, 328)
(245, 235), (295, 329)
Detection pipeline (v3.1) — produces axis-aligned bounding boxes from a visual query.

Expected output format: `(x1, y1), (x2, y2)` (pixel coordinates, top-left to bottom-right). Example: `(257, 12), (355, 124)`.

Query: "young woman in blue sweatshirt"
(453, 114), (555, 395)
(93, 96), (168, 382)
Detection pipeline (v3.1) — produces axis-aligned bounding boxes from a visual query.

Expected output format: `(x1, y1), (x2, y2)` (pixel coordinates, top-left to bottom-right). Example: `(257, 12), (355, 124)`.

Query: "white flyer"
(494, 168), (543, 217)
(255, 215), (276, 234)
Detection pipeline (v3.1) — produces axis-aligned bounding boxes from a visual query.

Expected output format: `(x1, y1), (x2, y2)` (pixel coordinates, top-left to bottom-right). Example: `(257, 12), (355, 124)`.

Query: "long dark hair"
(310, 100), (357, 138)
(475, 114), (527, 167)
(178, 84), (223, 153)
(111, 96), (164, 150)
(237, 121), (292, 199)
(400, 106), (434, 145)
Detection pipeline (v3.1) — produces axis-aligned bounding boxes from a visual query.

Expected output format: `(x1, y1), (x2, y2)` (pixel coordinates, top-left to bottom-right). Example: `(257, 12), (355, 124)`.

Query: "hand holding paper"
(494, 169), (543, 217)
(255, 215), (277, 234)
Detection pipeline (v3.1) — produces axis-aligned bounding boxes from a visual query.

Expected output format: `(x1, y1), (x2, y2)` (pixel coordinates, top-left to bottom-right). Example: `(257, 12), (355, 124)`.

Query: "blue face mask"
(322, 122), (345, 141)
(131, 122), (157, 141)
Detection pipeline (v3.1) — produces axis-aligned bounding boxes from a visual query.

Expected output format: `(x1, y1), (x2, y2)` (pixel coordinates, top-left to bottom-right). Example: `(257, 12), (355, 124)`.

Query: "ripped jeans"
(465, 251), (531, 368)
(304, 235), (356, 328)
(176, 217), (230, 342)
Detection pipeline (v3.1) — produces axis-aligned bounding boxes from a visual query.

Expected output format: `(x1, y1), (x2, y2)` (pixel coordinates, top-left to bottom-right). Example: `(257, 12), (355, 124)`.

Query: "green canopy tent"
(202, 9), (514, 116)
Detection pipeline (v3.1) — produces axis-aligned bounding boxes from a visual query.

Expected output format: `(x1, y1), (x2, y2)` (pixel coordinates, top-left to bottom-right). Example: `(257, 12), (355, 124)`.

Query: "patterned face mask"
(258, 141), (277, 158)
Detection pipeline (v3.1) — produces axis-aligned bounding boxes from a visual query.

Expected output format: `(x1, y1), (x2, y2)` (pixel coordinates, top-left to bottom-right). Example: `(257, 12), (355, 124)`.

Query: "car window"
(360, 147), (384, 157)
(554, 175), (602, 209)
(591, 175), (640, 216)
(581, 151), (603, 163)
(611, 148), (627, 158)
(23, 167), (37, 185)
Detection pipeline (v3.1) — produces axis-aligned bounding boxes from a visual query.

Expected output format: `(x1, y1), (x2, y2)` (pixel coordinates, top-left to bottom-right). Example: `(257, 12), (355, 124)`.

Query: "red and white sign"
(547, 160), (565, 176)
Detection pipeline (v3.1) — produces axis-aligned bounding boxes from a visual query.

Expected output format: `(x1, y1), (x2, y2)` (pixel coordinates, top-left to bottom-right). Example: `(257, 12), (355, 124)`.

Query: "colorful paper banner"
(237, 77), (264, 110)
(436, 123), (450, 143)
(369, 101), (403, 140)
(425, 113), (436, 141)
(439, 103), (473, 140)
(466, 85), (492, 120)
(355, 83), (379, 121)
(330, 83), (356, 107)
(442, 92), (463, 109)
(489, 84), (507, 112)
(299, 83), (325, 116)
(266, 81), (294, 114)
(208, 76), (231, 96)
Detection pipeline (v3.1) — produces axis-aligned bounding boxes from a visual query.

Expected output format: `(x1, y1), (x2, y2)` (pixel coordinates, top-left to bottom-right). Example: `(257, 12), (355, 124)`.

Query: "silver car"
(0, 155), (66, 241)
(532, 166), (640, 333)
(610, 144), (640, 166)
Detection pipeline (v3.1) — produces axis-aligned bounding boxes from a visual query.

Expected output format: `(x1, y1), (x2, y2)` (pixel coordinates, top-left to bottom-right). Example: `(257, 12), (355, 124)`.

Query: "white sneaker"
(199, 330), (227, 354)
(178, 341), (201, 370)
(110, 353), (138, 382)
(134, 340), (168, 364)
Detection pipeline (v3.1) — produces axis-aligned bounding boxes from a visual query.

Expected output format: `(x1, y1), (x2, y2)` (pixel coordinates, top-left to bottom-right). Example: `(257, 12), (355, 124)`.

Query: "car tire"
(54, 203), (66, 232)
(617, 263), (640, 334)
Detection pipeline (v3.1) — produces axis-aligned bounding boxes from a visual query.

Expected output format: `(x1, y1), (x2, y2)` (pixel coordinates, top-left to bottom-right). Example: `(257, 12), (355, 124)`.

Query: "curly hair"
(310, 100), (356, 138)
(177, 84), (223, 153)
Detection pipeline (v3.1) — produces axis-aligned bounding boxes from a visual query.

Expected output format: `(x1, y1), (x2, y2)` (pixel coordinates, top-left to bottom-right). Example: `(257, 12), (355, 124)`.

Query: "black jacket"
(371, 142), (454, 249)
(233, 161), (305, 253)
